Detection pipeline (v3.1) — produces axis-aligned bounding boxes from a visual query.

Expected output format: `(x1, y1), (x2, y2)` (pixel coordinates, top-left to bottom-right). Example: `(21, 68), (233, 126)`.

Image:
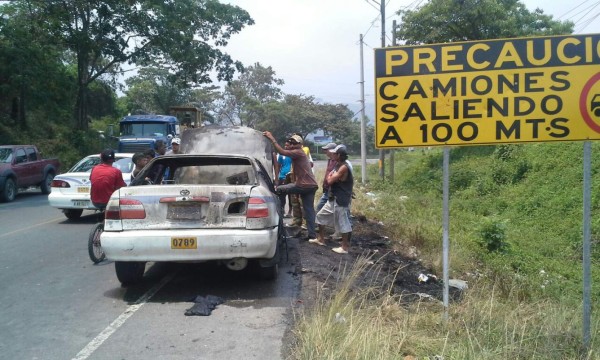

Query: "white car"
(48, 153), (134, 219)
(101, 127), (284, 285)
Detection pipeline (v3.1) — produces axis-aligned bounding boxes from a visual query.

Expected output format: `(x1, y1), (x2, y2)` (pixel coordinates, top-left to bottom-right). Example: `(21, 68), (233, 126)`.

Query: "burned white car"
(101, 127), (283, 285)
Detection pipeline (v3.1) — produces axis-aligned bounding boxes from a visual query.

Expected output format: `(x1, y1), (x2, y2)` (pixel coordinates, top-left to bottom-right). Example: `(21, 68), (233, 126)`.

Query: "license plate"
(72, 200), (89, 207)
(167, 205), (202, 220)
(77, 187), (90, 193)
(171, 237), (197, 249)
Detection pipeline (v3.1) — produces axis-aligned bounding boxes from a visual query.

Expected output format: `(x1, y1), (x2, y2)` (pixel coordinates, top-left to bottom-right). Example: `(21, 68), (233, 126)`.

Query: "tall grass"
(292, 143), (600, 359)
(290, 258), (598, 359)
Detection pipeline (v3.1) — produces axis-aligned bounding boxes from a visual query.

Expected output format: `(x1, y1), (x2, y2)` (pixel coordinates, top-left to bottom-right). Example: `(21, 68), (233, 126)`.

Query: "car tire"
(40, 173), (54, 194)
(0, 178), (17, 202)
(115, 261), (146, 286)
(258, 263), (278, 280)
(64, 209), (83, 219)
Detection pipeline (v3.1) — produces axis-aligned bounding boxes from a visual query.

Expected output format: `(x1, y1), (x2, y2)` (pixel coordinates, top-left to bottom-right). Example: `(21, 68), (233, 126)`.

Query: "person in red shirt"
(90, 149), (127, 209)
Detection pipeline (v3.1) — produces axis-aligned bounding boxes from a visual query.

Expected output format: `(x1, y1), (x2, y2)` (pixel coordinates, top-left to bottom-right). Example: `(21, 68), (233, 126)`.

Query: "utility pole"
(359, 34), (367, 184)
(378, 0), (386, 180)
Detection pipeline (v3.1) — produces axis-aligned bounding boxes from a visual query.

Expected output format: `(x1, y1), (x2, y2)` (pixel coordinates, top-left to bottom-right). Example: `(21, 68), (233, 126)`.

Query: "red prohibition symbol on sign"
(580, 72), (600, 134)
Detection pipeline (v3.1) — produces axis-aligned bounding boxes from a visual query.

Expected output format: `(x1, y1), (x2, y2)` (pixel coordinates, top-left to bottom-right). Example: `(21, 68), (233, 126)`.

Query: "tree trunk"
(18, 84), (27, 130)
(75, 51), (90, 131)
(75, 84), (89, 130)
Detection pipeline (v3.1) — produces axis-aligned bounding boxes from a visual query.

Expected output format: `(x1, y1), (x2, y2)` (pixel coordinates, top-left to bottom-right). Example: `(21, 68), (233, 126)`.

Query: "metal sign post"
(583, 141), (591, 351)
(442, 147), (450, 321)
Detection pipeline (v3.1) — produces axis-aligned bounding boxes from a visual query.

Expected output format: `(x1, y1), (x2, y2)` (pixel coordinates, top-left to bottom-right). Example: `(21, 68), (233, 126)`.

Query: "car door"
(12, 147), (33, 187)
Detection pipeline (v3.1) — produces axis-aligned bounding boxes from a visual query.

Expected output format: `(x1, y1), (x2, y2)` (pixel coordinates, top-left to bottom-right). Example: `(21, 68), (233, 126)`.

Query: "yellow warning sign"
(374, 34), (600, 148)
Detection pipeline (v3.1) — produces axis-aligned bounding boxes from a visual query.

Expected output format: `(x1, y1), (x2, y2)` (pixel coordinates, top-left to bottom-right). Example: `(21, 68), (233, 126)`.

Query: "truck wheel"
(64, 209), (83, 219)
(1, 178), (17, 202)
(40, 173), (54, 194)
(115, 261), (146, 286)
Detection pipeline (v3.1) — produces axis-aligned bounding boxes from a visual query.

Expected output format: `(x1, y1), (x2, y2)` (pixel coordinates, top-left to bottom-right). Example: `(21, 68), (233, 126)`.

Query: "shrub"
(478, 217), (509, 253)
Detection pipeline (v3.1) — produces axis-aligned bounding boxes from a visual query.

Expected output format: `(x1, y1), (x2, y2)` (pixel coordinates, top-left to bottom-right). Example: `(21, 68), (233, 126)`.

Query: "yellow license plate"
(171, 237), (197, 249)
(78, 187), (90, 193)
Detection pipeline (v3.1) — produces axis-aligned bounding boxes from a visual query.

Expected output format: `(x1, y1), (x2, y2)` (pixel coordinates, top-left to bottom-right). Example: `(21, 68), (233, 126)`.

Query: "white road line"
(72, 271), (176, 360)
(0, 217), (64, 239)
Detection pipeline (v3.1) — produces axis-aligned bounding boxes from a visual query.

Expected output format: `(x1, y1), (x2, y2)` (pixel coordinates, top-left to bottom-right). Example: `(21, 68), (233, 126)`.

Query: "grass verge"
(292, 144), (600, 359)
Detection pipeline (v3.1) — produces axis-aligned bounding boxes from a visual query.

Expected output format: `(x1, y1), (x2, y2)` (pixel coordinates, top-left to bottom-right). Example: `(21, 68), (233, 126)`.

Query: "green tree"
(255, 94), (357, 147)
(396, 0), (574, 44)
(0, 3), (73, 130)
(2, 0), (253, 131)
(186, 86), (223, 125)
(218, 62), (284, 127)
(124, 67), (195, 115)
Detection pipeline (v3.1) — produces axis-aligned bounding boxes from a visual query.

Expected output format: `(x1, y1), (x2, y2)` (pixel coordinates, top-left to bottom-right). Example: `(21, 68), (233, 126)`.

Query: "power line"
(557, 0), (596, 20)
(555, 0), (600, 30)
(573, 1), (600, 30)
(577, 10), (600, 31)
(362, 14), (381, 37)
(364, 0), (380, 11)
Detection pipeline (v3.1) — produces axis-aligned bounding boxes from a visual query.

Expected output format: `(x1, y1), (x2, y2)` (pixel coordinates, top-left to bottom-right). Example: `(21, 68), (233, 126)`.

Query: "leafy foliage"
(218, 62), (284, 127)
(124, 67), (195, 115)
(1, 0), (254, 130)
(0, 3), (75, 129)
(365, 142), (600, 302)
(396, 0), (574, 44)
(478, 217), (509, 253)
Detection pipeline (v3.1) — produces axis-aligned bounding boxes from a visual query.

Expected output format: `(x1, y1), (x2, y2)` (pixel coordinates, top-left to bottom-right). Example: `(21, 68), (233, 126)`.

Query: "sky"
(222, 0), (600, 109)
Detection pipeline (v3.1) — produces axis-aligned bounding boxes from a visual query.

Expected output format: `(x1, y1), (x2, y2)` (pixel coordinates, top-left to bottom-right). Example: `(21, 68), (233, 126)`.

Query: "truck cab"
(117, 115), (180, 153)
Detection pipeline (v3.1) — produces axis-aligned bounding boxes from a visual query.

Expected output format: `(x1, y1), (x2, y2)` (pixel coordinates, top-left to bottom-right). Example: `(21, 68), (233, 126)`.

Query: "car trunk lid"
(112, 184), (256, 230)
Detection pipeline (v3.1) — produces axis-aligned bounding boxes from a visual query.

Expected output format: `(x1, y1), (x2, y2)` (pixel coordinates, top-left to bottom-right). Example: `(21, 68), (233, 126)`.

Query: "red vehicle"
(0, 145), (60, 202)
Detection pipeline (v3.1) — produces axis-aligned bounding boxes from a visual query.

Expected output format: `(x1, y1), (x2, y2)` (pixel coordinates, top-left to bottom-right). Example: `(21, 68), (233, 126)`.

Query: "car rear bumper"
(47, 192), (96, 209)
(101, 228), (278, 262)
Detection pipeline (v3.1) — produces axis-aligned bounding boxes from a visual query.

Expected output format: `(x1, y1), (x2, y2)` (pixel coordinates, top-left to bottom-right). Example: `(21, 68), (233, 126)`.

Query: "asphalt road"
(0, 191), (300, 360)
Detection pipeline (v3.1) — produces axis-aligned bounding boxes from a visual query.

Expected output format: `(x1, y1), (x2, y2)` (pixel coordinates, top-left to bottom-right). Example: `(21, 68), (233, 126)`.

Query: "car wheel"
(0, 178), (17, 202)
(258, 263), (278, 280)
(115, 261), (146, 286)
(63, 209), (83, 219)
(40, 173), (54, 194)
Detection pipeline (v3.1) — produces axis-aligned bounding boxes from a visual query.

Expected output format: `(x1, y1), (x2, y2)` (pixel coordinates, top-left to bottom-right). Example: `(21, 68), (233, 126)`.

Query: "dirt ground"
(284, 214), (462, 310)
(280, 213), (465, 357)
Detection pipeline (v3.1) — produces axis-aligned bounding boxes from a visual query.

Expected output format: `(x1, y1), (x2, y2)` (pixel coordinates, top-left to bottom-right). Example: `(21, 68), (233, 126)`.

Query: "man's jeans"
(277, 184), (318, 238)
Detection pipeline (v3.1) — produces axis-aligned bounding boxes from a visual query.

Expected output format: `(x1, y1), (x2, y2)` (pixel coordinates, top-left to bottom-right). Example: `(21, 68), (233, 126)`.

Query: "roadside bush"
(478, 217), (509, 253)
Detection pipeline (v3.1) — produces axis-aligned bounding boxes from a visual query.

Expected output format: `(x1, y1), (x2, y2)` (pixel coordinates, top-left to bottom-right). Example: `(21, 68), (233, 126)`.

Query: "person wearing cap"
(165, 137), (181, 155)
(288, 132), (314, 228)
(90, 149), (127, 210)
(316, 142), (337, 212)
(310, 144), (354, 254)
(263, 131), (319, 241)
(273, 140), (293, 217)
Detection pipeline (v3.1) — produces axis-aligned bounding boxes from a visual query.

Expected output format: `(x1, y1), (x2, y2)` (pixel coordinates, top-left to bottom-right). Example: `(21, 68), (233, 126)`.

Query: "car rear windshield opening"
(140, 157), (256, 186)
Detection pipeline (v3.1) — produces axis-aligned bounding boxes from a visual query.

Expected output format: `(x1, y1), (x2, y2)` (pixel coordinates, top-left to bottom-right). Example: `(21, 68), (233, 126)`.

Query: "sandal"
(332, 247), (348, 254)
(308, 238), (326, 246)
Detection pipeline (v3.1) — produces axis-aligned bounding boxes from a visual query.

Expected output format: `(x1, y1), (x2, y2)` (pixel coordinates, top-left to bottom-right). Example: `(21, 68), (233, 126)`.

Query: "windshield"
(69, 156), (133, 173)
(120, 122), (168, 137)
(0, 148), (13, 163)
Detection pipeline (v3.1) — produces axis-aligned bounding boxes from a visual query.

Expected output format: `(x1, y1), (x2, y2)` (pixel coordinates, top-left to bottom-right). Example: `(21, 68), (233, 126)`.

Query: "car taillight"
(105, 198), (146, 220)
(247, 197), (269, 218)
(51, 180), (70, 188)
